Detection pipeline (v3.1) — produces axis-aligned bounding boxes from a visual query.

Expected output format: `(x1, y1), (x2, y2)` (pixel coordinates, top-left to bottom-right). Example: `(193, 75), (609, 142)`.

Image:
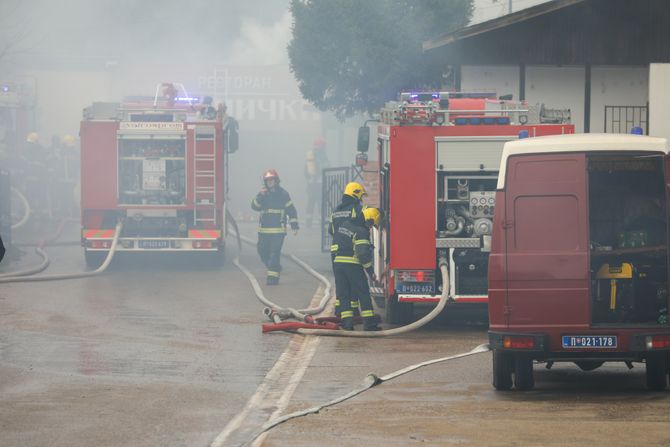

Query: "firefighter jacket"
(332, 220), (373, 275)
(251, 186), (298, 234)
(329, 194), (366, 256)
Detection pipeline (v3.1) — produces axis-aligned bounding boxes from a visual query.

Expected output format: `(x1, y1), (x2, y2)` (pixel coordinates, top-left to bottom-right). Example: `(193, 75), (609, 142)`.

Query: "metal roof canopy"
(424, 0), (670, 66)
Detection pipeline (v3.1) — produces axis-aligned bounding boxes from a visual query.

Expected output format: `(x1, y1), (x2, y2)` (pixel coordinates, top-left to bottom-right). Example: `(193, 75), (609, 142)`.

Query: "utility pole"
(508, 0), (513, 14)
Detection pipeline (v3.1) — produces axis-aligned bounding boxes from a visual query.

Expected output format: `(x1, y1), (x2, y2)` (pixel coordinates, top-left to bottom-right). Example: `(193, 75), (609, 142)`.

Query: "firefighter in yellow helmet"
(332, 206), (382, 331)
(329, 181), (366, 259)
(328, 181), (367, 321)
(251, 169), (299, 285)
(53, 134), (80, 218)
(20, 132), (50, 220)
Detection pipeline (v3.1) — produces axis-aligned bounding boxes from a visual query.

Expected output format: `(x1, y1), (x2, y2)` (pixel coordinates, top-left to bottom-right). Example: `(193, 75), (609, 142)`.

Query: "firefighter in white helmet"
(332, 206), (382, 331)
(251, 169), (299, 285)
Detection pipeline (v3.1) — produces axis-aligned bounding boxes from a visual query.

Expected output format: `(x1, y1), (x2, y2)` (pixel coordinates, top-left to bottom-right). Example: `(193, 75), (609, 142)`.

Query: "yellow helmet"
(61, 134), (77, 147)
(363, 207), (381, 227)
(26, 132), (39, 143)
(344, 182), (366, 200)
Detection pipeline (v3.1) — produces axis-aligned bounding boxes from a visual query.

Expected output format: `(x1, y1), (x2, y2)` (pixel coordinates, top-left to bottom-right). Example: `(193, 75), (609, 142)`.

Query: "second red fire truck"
(79, 83), (238, 267)
(364, 92), (574, 323)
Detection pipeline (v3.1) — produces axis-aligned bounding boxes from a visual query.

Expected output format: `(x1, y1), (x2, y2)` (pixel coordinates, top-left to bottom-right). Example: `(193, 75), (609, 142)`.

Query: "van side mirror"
(357, 126), (370, 153)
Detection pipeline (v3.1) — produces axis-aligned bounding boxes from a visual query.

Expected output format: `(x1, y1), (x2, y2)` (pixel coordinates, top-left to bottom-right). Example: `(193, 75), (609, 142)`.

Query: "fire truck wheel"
(492, 350), (513, 391)
(84, 250), (106, 269)
(513, 353), (535, 391)
(385, 296), (413, 325)
(645, 353), (668, 391)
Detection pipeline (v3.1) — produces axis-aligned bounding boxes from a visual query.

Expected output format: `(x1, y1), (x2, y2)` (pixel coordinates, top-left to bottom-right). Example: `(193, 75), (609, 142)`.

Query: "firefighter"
(304, 137), (329, 228)
(329, 181), (367, 317)
(56, 134), (79, 218)
(251, 169), (299, 285)
(329, 181), (367, 244)
(19, 132), (50, 222)
(199, 96), (217, 120)
(333, 206), (382, 331)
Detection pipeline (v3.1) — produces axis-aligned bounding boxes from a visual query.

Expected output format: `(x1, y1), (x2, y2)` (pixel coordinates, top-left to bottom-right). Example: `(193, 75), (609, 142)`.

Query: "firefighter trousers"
(333, 263), (376, 329)
(257, 233), (285, 282)
(332, 259), (361, 318)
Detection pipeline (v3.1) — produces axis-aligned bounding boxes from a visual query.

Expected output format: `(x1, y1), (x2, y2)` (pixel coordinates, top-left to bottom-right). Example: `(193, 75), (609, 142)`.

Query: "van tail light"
(646, 335), (670, 349)
(193, 241), (213, 249)
(503, 336), (535, 349)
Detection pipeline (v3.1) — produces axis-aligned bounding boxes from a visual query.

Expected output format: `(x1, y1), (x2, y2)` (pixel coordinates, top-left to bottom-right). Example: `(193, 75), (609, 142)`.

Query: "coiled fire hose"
(0, 221), (122, 283)
(10, 187), (31, 230)
(227, 212), (452, 337)
(238, 343), (491, 446)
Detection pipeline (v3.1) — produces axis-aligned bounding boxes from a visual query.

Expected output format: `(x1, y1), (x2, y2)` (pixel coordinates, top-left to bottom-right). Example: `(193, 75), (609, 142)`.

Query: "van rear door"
(504, 153), (590, 329)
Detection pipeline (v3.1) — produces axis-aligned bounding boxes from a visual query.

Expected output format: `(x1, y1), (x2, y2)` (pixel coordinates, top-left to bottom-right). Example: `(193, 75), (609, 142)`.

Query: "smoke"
(228, 12), (292, 66)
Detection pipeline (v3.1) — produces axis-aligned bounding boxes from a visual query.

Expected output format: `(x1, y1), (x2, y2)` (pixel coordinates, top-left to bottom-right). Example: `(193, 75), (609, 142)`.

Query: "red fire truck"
(366, 92), (574, 323)
(79, 83), (238, 267)
(489, 133), (670, 391)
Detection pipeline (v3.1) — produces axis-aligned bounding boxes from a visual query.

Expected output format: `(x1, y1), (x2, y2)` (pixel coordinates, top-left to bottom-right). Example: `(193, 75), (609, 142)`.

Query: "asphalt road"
(2, 221), (670, 447)
(0, 221), (323, 446)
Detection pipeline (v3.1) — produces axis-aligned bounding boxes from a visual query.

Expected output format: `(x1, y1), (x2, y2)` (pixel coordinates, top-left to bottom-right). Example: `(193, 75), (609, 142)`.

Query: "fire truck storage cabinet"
(488, 133), (670, 391)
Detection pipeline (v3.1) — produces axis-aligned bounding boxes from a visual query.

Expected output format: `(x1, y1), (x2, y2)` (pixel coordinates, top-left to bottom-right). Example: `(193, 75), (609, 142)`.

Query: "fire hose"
(0, 216), (74, 278)
(228, 213), (452, 337)
(238, 343), (491, 446)
(0, 218), (81, 279)
(10, 187), (31, 230)
(0, 221), (122, 283)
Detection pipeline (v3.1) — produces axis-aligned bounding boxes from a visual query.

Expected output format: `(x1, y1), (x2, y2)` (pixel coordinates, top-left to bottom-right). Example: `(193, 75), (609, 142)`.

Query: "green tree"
(288, 0), (472, 119)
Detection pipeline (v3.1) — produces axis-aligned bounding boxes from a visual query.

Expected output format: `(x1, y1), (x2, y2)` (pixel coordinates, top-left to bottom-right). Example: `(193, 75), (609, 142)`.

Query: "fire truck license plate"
(139, 240), (170, 249)
(396, 283), (435, 294)
(562, 336), (617, 348)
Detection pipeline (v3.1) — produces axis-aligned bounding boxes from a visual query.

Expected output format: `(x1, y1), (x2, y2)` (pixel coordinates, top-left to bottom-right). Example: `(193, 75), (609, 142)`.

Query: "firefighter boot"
(363, 317), (381, 331)
(266, 276), (279, 286)
(267, 271), (280, 285)
(340, 318), (354, 331)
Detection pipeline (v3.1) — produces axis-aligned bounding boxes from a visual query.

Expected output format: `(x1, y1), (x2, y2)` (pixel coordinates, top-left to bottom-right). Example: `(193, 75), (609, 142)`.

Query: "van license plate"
(139, 240), (170, 249)
(562, 335), (617, 348)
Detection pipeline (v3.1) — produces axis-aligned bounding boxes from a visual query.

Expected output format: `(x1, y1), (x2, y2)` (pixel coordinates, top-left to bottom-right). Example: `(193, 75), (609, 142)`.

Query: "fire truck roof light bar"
(436, 109), (530, 113)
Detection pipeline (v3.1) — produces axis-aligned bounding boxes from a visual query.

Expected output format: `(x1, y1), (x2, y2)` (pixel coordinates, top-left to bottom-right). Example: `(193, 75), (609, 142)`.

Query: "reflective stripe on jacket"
(251, 186), (298, 233)
(332, 221), (373, 269)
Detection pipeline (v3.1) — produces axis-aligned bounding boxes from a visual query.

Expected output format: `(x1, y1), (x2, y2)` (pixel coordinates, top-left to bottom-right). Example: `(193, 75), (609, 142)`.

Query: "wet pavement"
(2, 221), (670, 446)
(0, 221), (323, 446)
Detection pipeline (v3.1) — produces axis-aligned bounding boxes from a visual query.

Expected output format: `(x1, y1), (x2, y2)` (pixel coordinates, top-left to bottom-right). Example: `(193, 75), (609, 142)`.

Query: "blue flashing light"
(630, 126), (644, 135)
(176, 96), (199, 102)
(455, 117), (468, 125)
(518, 130), (529, 139)
(469, 117), (481, 125)
(1, 85), (10, 92)
(409, 92), (440, 102)
(483, 117), (495, 125)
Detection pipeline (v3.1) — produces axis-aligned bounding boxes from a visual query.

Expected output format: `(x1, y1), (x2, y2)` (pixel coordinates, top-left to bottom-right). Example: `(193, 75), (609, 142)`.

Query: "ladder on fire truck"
(193, 126), (217, 227)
